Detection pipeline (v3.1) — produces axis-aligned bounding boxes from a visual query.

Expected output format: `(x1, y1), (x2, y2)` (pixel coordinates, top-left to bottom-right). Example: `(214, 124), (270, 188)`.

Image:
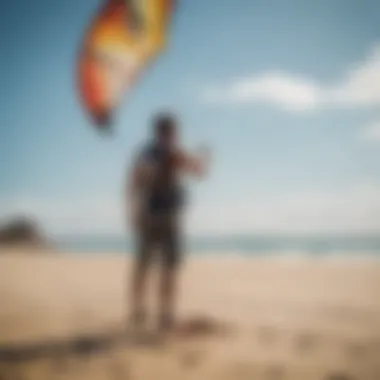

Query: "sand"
(0, 251), (380, 380)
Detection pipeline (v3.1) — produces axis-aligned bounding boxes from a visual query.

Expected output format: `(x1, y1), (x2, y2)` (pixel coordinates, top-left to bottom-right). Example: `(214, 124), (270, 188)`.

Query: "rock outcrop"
(0, 217), (48, 248)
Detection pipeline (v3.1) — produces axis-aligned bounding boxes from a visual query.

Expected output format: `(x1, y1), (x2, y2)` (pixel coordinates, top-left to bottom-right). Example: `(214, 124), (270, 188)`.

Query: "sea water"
(57, 234), (380, 257)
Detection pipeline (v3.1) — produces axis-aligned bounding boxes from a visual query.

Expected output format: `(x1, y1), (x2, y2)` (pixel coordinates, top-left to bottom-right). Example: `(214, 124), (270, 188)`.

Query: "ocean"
(57, 234), (380, 257)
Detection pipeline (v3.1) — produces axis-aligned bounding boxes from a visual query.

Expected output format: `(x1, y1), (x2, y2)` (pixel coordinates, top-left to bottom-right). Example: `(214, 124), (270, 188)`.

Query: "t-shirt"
(136, 142), (185, 214)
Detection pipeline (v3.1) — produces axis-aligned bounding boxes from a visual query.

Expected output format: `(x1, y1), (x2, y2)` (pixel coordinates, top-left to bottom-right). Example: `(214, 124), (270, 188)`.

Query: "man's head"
(153, 112), (178, 147)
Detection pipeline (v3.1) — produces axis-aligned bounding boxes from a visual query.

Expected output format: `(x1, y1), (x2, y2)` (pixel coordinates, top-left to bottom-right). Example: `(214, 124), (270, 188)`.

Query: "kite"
(78, 0), (176, 130)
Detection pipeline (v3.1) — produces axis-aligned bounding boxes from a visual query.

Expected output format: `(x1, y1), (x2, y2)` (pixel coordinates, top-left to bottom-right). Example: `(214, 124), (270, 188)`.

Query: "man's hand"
(197, 145), (211, 167)
(181, 145), (211, 178)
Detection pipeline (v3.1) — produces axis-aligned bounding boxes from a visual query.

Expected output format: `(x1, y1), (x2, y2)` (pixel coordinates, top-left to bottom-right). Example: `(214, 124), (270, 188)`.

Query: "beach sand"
(0, 251), (380, 379)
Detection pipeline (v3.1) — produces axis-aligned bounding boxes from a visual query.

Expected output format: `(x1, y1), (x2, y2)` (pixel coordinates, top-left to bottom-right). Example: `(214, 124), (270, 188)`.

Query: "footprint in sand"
(294, 332), (319, 355)
(178, 350), (203, 370)
(52, 354), (71, 372)
(256, 326), (278, 346)
(325, 373), (353, 380)
(345, 342), (368, 360)
(371, 339), (380, 356)
(0, 366), (24, 380)
(174, 316), (231, 339)
(373, 369), (380, 380)
(220, 361), (258, 380)
(262, 364), (286, 380)
(107, 355), (130, 380)
(50, 357), (80, 379)
(0, 370), (8, 380)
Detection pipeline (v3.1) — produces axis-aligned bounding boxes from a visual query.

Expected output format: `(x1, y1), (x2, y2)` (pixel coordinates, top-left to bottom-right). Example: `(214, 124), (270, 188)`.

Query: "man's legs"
(159, 265), (178, 329)
(130, 223), (153, 326)
(158, 214), (181, 330)
(129, 213), (181, 330)
(130, 258), (149, 325)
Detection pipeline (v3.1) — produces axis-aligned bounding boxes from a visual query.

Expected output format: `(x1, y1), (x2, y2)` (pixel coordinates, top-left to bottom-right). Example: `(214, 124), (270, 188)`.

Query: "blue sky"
(1, 0), (380, 235)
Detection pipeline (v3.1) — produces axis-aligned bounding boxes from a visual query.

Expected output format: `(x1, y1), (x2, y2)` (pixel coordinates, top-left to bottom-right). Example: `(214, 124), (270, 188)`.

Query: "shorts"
(135, 212), (181, 269)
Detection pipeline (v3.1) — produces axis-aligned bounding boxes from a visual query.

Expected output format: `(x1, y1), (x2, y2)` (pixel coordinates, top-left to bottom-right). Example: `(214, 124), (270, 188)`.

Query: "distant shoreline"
(54, 234), (380, 256)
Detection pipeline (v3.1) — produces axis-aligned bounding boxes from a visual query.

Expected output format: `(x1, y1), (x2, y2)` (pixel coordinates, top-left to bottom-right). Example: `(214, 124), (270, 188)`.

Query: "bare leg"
(129, 229), (151, 327)
(158, 265), (177, 329)
(158, 215), (180, 330)
(130, 260), (149, 325)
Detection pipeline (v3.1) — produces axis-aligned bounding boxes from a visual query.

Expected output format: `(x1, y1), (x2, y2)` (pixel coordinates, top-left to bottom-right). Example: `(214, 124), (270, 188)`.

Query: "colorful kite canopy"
(78, 0), (176, 129)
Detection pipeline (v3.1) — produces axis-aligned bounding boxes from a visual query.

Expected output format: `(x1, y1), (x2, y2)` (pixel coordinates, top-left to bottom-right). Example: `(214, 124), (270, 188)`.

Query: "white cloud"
(360, 120), (380, 142)
(330, 46), (380, 107)
(202, 44), (380, 113)
(203, 72), (322, 113)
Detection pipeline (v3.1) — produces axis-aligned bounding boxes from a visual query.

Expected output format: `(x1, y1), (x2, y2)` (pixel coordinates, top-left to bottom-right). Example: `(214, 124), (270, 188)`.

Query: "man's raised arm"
(177, 147), (211, 178)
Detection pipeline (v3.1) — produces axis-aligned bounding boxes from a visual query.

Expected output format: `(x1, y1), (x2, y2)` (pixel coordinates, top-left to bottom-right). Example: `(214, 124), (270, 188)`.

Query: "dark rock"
(0, 217), (48, 248)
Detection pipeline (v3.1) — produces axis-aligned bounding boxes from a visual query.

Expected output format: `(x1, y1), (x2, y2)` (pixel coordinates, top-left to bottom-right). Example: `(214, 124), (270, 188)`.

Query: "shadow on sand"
(0, 315), (230, 364)
(0, 329), (161, 364)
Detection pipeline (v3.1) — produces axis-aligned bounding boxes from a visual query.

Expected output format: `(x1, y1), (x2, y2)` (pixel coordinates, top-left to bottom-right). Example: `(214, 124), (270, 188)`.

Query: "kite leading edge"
(77, 0), (176, 131)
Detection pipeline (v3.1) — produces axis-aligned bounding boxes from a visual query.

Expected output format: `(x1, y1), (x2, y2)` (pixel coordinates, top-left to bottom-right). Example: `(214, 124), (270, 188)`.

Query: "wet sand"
(0, 251), (380, 380)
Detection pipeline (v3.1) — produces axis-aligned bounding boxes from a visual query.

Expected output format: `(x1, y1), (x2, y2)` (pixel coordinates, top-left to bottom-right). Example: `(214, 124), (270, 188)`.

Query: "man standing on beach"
(127, 112), (210, 330)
